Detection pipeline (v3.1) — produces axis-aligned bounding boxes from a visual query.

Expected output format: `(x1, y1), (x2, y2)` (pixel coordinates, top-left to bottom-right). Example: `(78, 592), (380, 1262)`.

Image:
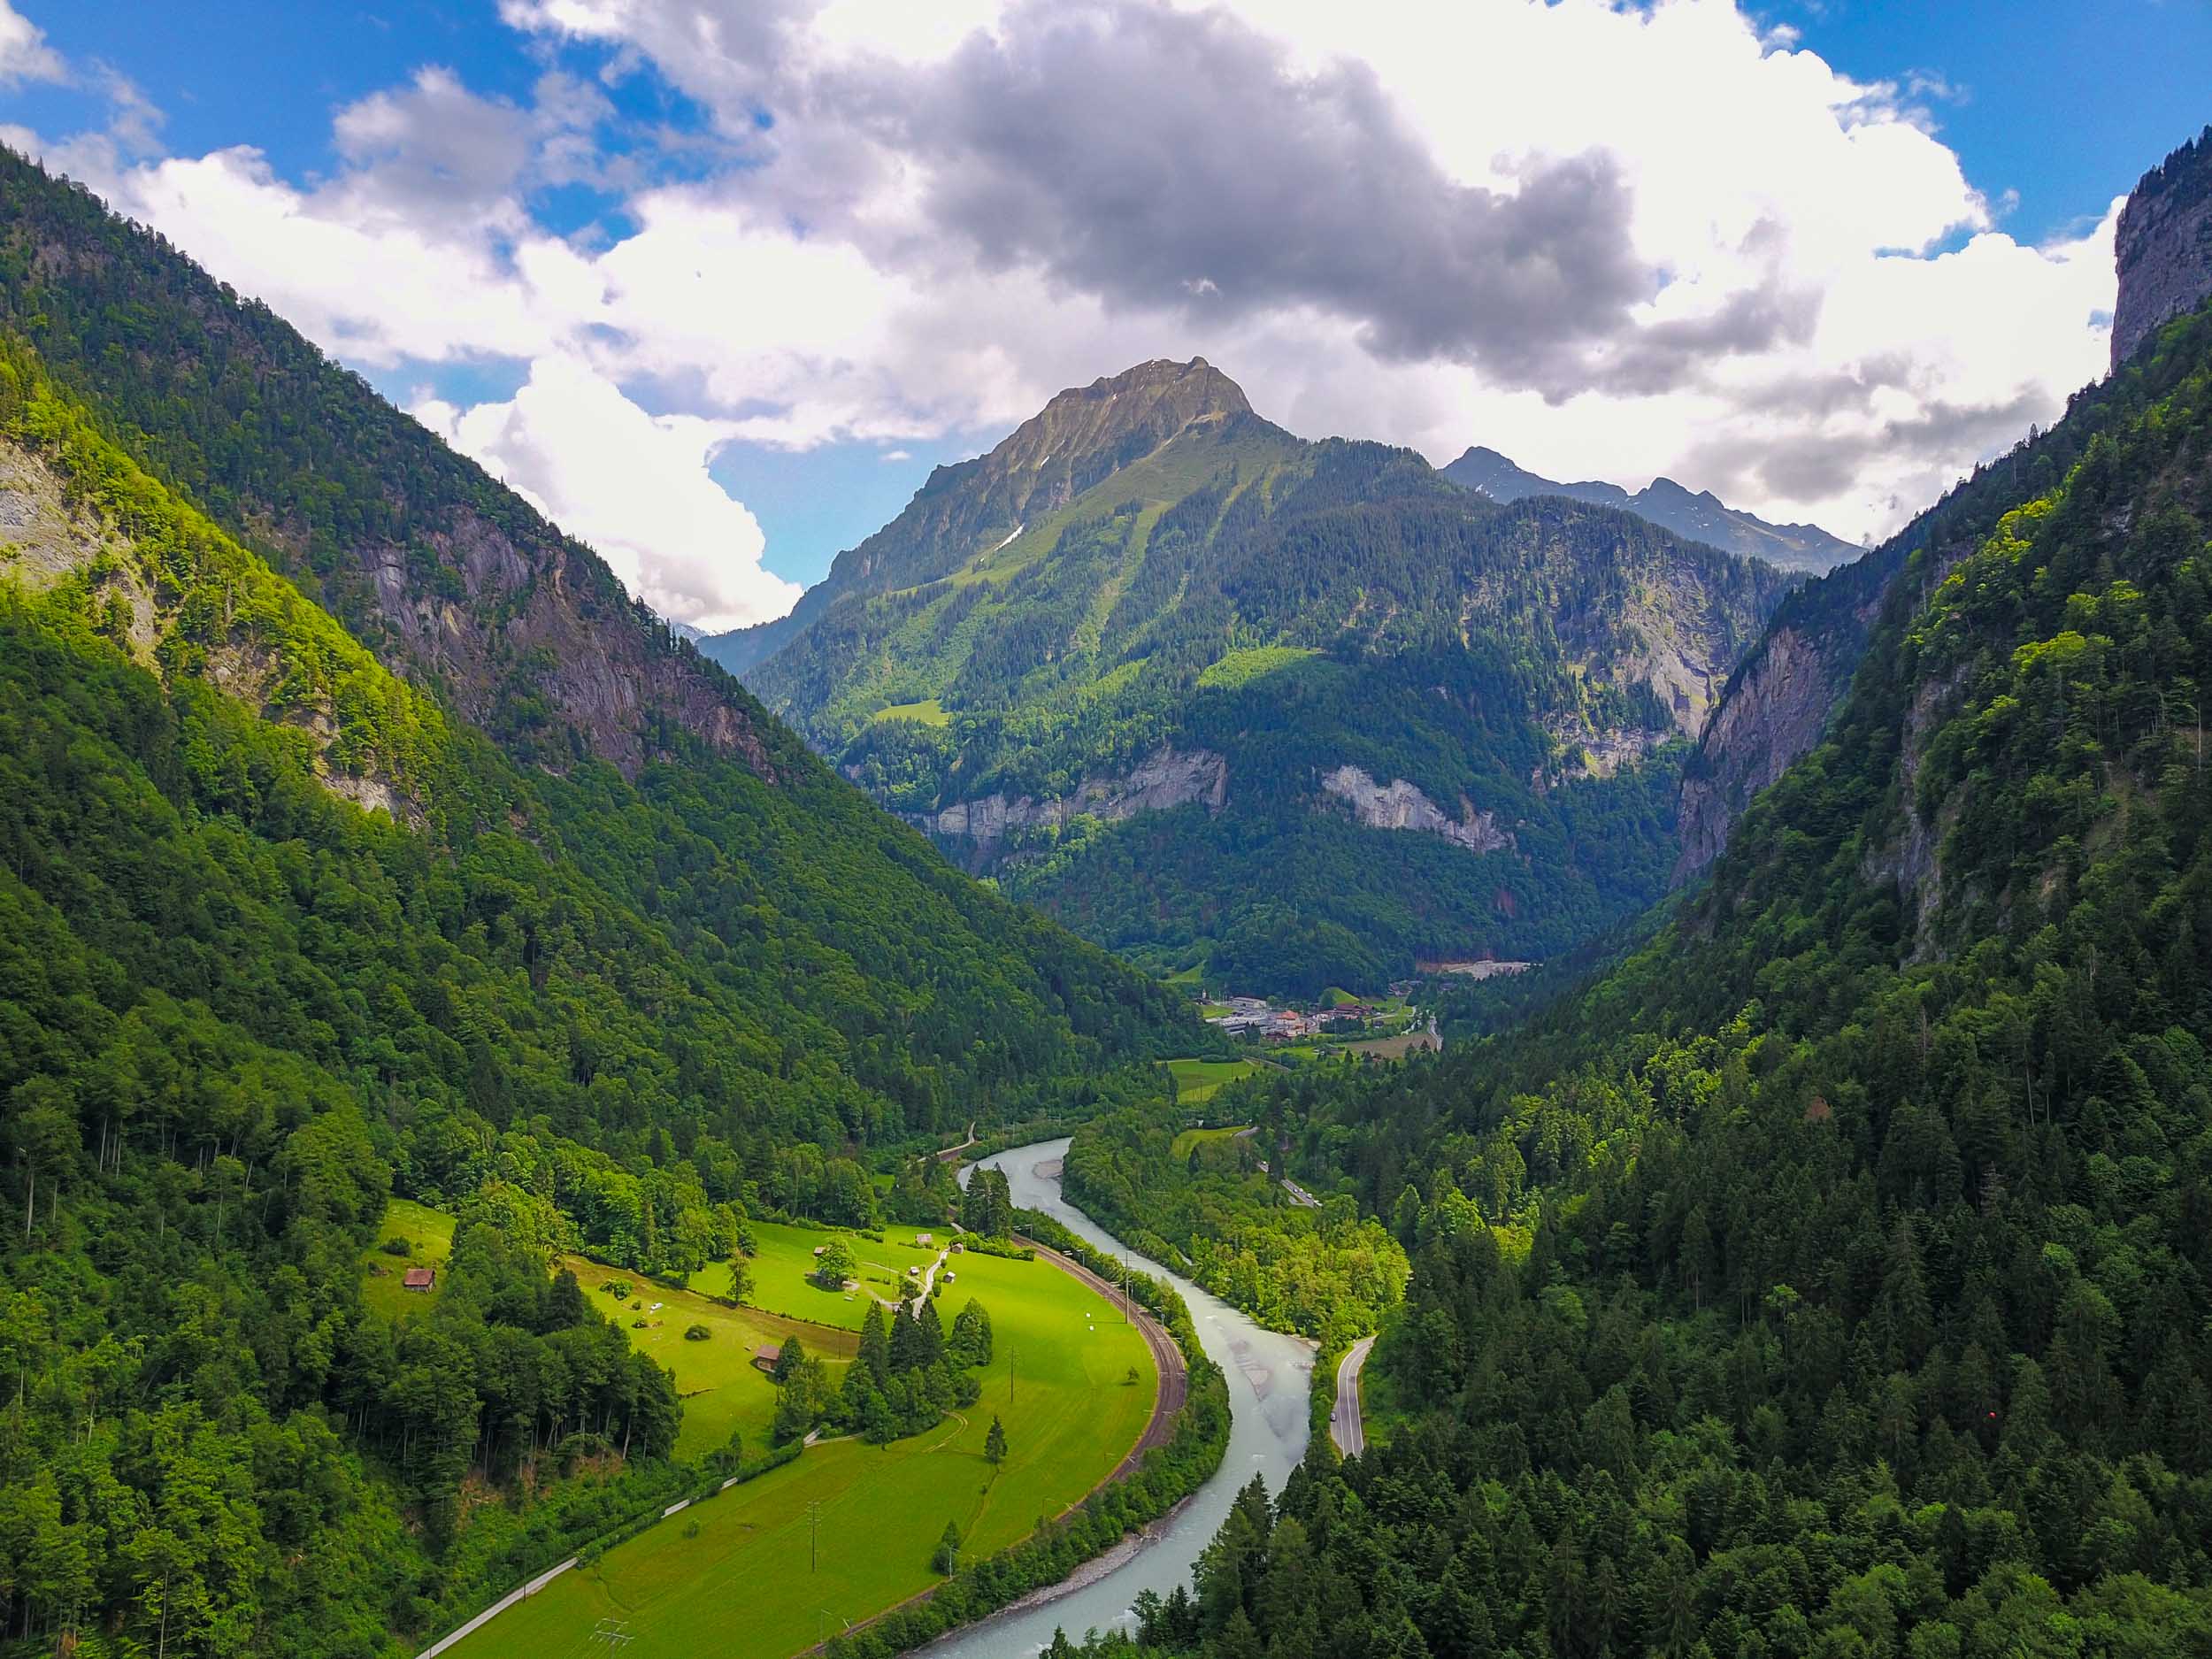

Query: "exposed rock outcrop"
(1672, 623), (1839, 880)
(1320, 765), (1513, 854)
(1860, 660), (1974, 955)
(918, 747), (1228, 843)
(0, 436), (423, 821)
(2113, 125), (2212, 371)
(1538, 722), (1668, 787)
(0, 168), (776, 783)
(1671, 528), (1911, 882)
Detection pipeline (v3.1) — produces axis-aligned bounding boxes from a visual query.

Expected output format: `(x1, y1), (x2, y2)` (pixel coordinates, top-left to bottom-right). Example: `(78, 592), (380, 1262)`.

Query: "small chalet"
(402, 1266), (435, 1292)
(752, 1344), (783, 1375)
(811, 1244), (826, 1257)
(949, 1240), (964, 1254)
(915, 1232), (934, 1247)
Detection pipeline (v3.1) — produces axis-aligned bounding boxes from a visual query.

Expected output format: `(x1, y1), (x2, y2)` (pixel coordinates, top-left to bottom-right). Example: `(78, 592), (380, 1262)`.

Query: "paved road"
(1330, 1334), (1376, 1456)
(1249, 1144), (1322, 1210)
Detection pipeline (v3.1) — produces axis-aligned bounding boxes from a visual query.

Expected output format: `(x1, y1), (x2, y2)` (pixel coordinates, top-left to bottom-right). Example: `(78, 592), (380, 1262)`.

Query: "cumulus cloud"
(10, 0), (2131, 619)
(415, 355), (800, 632)
(868, 4), (1662, 391)
(0, 1), (61, 86)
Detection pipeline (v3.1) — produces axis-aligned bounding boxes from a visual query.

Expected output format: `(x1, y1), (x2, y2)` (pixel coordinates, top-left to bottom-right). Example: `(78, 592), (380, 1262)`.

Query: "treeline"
(0, 215), (1177, 1657)
(0, 148), (1203, 1152)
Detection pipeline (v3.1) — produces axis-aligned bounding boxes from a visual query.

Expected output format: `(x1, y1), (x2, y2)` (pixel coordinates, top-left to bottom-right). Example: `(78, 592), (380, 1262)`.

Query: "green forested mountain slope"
(716, 362), (1789, 996)
(0, 150), (1196, 1122)
(0, 158), (1202, 1655)
(1121, 300), (2212, 1655)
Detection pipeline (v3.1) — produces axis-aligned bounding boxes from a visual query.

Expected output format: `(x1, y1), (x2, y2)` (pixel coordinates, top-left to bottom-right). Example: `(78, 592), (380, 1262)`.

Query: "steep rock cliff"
(1320, 764), (1514, 855)
(2113, 125), (2212, 370)
(916, 747), (1228, 846)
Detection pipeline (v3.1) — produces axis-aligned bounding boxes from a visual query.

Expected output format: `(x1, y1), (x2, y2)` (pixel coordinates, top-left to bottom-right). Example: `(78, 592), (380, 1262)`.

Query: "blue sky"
(1773, 0), (2212, 244)
(5, 0), (1008, 594)
(2, 0), (2200, 621)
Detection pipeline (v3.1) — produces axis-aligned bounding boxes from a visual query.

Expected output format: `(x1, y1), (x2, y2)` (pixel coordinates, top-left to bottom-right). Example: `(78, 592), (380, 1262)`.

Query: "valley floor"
(439, 1244), (1155, 1659)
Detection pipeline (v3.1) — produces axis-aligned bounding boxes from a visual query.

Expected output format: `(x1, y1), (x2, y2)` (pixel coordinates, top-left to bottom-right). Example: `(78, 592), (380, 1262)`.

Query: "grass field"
(573, 1258), (862, 1461)
(1195, 643), (1319, 690)
(359, 1198), (454, 1321)
(1170, 1123), (1251, 1161)
(870, 697), (949, 726)
(448, 1248), (1155, 1659)
(687, 1221), (941, 1332)
(1160, 1056), (1261, 1105)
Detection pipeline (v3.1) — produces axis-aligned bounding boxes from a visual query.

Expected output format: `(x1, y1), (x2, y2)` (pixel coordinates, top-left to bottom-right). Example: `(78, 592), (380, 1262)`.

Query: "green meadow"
(358, 1198), (455, 1321)
(1160, 1056), (1261, 1105)
(572, 1258), (861, 1461)
(1170, 1123), (1251, 1161)
(447, 1247), (1155, 1659)
(687, 1221), (942, 1332)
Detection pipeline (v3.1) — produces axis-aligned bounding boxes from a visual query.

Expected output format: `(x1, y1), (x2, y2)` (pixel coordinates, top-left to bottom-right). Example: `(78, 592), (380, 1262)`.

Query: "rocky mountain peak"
(990, 357), (1252, 481)
(2113, 123), (2212, 369)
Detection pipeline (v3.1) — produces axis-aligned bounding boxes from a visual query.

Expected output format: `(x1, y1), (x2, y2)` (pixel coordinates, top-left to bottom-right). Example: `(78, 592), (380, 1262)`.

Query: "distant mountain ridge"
(1440, 444), (1861, 572)
(708, 357), (1790, 996)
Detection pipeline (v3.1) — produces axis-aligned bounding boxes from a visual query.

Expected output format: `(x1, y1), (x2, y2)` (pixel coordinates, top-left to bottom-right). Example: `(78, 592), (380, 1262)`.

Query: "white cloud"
(0, 0), (61, 86)
(16, 0), (2131, 621)
(415, 355), (799, 632)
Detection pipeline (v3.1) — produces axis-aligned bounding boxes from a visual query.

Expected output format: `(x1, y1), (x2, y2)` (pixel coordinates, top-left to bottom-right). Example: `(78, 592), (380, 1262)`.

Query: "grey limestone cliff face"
(1859, 659), (1975, 956)
(356, 507), (775, 781)
(918, 747), (1228, 843)
(1319, 765), (1514, 854)
(1671, 623), (1837, 881)
(2113, 126), (2212, 371)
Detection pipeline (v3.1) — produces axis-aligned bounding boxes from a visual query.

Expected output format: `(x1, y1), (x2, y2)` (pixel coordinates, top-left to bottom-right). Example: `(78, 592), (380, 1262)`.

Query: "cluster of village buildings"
(1208, 995), (1392, 1043)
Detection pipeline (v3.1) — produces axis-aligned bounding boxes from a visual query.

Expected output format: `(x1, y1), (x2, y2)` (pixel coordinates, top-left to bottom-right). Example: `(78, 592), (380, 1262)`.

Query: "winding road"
(1330, 1334), (1376, 1456)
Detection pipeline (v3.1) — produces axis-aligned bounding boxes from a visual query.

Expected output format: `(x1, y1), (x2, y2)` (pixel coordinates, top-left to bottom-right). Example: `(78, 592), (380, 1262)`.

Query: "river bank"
(923, 1141), (1314, 1656)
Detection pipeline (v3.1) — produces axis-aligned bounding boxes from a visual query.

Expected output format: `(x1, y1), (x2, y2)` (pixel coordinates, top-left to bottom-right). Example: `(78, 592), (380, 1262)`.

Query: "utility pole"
(808, 1500), (823, 1572)
(1010, 1347), (1017, 1404)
